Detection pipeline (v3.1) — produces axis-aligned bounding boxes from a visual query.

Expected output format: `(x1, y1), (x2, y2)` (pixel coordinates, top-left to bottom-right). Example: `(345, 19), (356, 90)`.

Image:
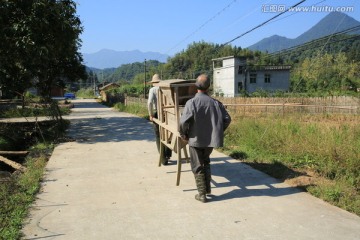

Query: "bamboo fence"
(215, 96), (359, 115)
(124, 96), (359, 115)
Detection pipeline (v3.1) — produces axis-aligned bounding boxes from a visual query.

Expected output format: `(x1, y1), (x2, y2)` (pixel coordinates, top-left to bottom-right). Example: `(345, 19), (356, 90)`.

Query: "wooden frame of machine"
(152, 79), (197, 186)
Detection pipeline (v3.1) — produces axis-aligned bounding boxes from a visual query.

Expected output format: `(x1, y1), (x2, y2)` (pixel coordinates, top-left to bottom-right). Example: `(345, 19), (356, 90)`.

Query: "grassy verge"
(113, 102), (149, 119)
(0, 144), (52, 239)
(0, 118), (69, 239)
(0, 107), (70, 118)
(0, 102), (71, 118)
(221, 113), (360, 216)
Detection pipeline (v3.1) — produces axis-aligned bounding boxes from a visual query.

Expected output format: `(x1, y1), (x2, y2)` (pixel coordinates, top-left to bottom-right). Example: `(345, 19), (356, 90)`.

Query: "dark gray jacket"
(179, 92), (231, 148)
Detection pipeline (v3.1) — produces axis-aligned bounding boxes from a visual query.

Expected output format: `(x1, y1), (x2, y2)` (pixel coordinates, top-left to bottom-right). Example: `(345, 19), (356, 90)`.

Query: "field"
(222, 111), (360, 215)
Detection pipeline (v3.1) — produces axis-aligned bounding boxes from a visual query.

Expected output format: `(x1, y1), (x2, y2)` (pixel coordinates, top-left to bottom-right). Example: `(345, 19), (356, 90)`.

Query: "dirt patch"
(285, 175), (317, 189)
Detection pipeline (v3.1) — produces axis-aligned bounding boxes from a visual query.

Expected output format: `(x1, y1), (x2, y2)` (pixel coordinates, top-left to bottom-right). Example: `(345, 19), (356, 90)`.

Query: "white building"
(212, 56), (291, 97)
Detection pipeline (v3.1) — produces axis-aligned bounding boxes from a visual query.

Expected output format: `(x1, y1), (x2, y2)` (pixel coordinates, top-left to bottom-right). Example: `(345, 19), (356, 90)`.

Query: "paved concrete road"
(22, 99), (360, 240)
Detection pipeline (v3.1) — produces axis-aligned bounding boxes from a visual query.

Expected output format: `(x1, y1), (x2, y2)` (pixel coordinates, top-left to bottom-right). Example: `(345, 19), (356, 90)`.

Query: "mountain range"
(82, 49), (169, 69)
(248, 12), (360, 53)
(83, 12), (359, 69)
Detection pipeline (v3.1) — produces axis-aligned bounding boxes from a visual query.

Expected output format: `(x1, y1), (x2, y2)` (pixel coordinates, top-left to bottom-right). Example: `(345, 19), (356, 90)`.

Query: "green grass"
(222, 113), (360, 215)
(0, 104), (71, 118)
(75, 88), (96, 99)
(0, 117), (68, 239)
(0, 144), (52, 240)
(113, 102), (149, 119)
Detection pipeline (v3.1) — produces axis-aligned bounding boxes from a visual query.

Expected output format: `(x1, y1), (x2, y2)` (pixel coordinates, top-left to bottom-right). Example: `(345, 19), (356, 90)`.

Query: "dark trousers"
(189, 146), (213, 174)
(153, 112), (172, 158)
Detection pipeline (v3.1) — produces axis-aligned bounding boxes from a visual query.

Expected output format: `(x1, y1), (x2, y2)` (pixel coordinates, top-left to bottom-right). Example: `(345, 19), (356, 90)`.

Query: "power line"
(318, 10), (348, 54)
(209, 0), (272, 40)
(268, 0), (327, 25)
(268, 25), (360, 57)
(165, 0), (238, 55)
(220, 0), (307, 47)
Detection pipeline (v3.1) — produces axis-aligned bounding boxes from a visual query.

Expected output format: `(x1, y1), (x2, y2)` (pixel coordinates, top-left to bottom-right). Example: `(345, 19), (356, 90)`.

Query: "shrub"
(76, 88), (95, 98)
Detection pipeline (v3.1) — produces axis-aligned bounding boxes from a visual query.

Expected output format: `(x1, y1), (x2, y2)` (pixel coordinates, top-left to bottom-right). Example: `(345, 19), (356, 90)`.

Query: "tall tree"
(0, 0), (34, 98)
(0, 0), (86, 100)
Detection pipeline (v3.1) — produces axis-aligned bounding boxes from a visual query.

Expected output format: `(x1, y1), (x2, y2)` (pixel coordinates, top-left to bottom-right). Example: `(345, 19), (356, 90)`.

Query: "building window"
(250, 73), (257, 84)
(238, 66), (244, 74)
(237, 82), (243, 92)
(265, 74), (271, 83)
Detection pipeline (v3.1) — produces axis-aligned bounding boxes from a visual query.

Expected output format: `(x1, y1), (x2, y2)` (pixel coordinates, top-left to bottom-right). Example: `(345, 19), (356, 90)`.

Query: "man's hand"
(149, 116), (153, 121)
(180, 134), (189, 144)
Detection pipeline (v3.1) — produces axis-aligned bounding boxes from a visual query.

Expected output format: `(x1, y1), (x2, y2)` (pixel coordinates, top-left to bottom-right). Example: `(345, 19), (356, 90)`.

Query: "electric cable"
(219, 0), (307, 47)
(165, 0), (238, 55)
(268, 25), (360, 57)
(268, 0), (327, 25)
(209, 0), (272, 39)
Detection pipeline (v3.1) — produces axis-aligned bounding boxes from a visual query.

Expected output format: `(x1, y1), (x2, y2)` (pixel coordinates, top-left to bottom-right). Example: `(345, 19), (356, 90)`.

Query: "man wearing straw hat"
(147, 74), (172, 165)
(179, 74), (231, 203)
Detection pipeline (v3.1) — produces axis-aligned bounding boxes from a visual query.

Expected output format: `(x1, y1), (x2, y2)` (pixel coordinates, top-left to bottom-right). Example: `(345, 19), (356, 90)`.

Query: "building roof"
(99, 83), (120, 91)
(157, 79), (195, 87)
(247, 65), (292, 71)
(211, 56), (235, 61)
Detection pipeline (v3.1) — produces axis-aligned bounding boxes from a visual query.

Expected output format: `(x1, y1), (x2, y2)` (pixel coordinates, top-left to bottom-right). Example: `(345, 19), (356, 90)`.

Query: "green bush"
(108, 84), (147, 97)
(76, 88), (95, 98)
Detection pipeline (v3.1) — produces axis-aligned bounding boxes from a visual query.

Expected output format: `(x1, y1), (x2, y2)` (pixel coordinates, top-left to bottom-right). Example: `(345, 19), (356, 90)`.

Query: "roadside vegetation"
(0, 143), (53, 239)
(0, 95), (72, 119)
(75, 88), (96, 99)
(0, 123), (69, 239)
(113, 102), (149, 119)
(0, 104), (71, 119)
(0, 103), (70, 239)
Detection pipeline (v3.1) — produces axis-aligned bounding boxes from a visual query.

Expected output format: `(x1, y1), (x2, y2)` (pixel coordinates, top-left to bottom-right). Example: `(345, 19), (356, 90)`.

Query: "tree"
(162, 41), (247, 79)
(0, 1), (34, 99)
(0, 0), (86, 100)
(291, 49), (360, 93)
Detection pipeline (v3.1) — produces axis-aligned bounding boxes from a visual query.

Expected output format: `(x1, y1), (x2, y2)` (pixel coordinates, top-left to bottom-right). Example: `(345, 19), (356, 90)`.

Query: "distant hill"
(85, 60), (164, 83)
(82, 49), (169, 69)
(248, 12), (360, 53)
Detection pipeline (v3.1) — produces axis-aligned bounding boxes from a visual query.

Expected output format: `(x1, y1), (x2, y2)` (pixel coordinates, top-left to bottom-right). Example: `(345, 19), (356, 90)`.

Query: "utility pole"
(144, 59), (146, 99)
(93, 73), (96, 96)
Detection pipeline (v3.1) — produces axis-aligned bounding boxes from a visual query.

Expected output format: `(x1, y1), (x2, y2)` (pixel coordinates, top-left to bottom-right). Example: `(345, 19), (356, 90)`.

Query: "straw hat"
(150, 74), (161, 83)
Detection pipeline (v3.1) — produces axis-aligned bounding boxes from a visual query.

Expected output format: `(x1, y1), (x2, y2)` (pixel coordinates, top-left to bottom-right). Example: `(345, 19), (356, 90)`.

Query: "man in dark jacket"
(179, 74), (231, 203)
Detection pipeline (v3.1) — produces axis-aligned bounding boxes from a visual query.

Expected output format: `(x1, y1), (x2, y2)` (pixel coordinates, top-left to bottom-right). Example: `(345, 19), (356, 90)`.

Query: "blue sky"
(76, 0), (360, 56)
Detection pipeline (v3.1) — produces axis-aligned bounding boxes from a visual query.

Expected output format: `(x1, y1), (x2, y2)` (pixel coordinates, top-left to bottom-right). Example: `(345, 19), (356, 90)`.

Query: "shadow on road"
(71, 101), (107, 109)
(208, 156), (301, 201)
(67, 116), (155, 143)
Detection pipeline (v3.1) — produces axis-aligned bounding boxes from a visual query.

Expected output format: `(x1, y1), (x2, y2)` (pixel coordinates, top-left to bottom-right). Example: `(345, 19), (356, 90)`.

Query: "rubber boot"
(204, 165), (211, 195)
(194, 173), (207, 203)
